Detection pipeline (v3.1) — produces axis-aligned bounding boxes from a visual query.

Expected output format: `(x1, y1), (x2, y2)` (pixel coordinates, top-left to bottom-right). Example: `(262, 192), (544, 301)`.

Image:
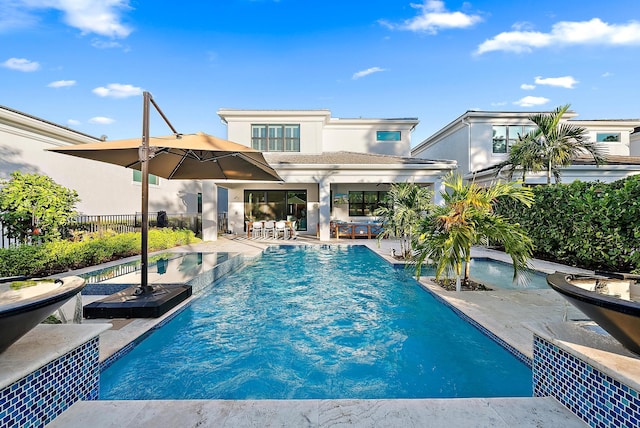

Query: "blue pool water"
(466, 258), (548, 290)
(100, 245), (532, 400)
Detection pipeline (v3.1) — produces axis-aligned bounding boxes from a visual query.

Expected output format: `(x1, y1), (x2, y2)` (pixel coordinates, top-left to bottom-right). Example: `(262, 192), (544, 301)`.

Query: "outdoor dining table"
(246, 221), (295, 239)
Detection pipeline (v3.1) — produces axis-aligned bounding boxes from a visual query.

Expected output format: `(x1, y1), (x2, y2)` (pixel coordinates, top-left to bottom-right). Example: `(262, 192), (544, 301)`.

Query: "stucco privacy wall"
(0, 106), (201, 215)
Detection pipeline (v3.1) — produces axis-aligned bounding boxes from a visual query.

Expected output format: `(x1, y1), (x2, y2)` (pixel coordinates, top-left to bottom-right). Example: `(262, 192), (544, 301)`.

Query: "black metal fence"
(0, 211), (234, 248)
(68, 212), (203, 237)
(0, 211), (235, 248)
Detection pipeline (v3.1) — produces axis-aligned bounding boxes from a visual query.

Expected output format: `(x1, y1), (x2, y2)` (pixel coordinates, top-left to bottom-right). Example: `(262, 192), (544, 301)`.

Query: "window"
(244, 190), (307, 230)
(492, 125), (537, 153)
(133, 170), (159, 185)
(348, 191), (387, 216)
(597, 133), (621, 143)
(251, 124), (300, 152)
(376, 131), (401, 141)
(492, 126), (507, 154)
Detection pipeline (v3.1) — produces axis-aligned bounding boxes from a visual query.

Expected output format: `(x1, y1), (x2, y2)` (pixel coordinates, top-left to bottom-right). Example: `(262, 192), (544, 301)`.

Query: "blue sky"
(1, 0), (639, 146)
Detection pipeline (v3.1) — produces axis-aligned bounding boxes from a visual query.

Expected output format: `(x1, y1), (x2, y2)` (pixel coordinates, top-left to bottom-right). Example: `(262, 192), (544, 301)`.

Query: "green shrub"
(495, 175), (640, 272)
(0, 171), (80, 243)
(0, 228), (200, 277)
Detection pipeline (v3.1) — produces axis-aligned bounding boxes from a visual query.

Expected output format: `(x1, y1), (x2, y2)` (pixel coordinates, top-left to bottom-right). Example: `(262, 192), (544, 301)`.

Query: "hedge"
(0, 228), (200, 277)
(495, 175), (640, 273)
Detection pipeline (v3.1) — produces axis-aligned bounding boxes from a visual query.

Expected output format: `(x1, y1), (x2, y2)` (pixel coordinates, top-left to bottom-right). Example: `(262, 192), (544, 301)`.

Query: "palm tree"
(412, 173), (534, 292)
(375, 182), (433, 259)
(498, 104), (605, 184)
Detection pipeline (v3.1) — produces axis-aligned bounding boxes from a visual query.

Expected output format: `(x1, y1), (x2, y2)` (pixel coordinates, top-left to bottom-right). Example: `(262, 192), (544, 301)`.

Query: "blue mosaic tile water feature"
(0, 337), (100, 428)
(533, 335), (640, 427)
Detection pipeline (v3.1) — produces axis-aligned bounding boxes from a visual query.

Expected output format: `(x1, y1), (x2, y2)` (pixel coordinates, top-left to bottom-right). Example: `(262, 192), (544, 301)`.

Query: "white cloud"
(490, 101), (508, 107)
(380, 0), (482, 34)
(48, 79), (76, 88)
(88, 116), (115, 125)
(0, 2), (38, 31)
(2, 57), (40, 71)
(534, 75), (578, 89)
(67, 119), (81, 126)
(520, 83), (536, 90)
(13, 0), (133, 38)
(352, 67), (386, 80)
(92, 83), (142, 98)
(477, 18), (640, 54)
(602, 71), (613, 78)
(513, 96), (550, 107)
(91, 39), (123, 49)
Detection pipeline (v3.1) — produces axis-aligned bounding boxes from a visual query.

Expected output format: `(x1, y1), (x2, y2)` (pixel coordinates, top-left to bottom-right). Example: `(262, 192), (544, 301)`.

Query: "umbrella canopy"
(287, 195), (306, 204)
(48, 132), (282, 182)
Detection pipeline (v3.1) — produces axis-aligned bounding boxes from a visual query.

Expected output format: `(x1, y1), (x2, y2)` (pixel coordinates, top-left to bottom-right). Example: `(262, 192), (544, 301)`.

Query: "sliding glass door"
(244, 190), (307, 230)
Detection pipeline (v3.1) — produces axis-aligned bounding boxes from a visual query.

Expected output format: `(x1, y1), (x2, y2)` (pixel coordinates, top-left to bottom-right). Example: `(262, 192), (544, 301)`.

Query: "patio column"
(433, 177), (445, 206)
(202, 181), (218, 241)
(318, 178), (331, 241)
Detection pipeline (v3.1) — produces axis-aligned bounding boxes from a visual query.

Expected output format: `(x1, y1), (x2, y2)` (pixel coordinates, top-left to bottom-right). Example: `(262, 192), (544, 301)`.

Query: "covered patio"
(220, 152), (456, 241)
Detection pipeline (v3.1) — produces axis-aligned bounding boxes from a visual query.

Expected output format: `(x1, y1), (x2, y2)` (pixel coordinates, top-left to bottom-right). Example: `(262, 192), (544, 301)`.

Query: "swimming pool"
(465, 258), (548, 290)
(100, 245), (532, 400)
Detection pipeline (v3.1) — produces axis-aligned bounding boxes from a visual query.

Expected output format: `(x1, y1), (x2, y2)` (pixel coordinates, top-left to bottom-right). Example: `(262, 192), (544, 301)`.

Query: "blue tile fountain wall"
(0, 337), (100, 428)
(533, 334), (640, 427)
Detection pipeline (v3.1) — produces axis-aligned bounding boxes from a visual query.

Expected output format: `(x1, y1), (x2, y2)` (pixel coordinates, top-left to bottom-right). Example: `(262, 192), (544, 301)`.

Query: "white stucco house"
(411, 110), (640, 185)
(217, 109), (457, 240)
(1, 105), (457, 242)
(0, 105), (202, 217)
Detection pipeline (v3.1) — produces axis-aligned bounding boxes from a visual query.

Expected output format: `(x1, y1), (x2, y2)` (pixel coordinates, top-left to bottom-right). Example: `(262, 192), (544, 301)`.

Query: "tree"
(412, 173), (534, 292)
(0, 171), (80, 243)
(498, 104), (605, 184)
(375, 182), (433, 259)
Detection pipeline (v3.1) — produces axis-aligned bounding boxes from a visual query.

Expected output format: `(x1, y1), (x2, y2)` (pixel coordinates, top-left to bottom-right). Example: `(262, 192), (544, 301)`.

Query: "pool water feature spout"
(0, 276), (86, 353)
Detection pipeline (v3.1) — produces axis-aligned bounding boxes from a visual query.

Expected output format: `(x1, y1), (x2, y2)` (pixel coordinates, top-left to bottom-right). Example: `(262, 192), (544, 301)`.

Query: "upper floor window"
(596, 132), (621, 143)
(492, 125), (537, 153)
(251, 124), (300, 152)
(133, 170), (159, 185)
(376, 131), (401, 141)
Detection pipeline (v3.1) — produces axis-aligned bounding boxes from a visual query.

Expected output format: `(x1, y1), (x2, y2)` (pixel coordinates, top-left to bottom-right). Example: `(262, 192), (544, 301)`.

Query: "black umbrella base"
(83, 284), (192, 319)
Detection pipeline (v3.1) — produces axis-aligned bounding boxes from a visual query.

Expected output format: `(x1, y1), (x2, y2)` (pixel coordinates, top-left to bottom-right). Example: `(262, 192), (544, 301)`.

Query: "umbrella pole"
(138, 91), (152, 294)
(135, 91), (181, 295)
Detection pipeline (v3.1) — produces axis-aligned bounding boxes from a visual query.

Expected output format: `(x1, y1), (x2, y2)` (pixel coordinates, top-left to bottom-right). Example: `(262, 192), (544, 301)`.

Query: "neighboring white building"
(0, 105), (202, 215)
(411, 110), (640, 185)
(217, 109), (457, 240)
(631, 127), (640, 156)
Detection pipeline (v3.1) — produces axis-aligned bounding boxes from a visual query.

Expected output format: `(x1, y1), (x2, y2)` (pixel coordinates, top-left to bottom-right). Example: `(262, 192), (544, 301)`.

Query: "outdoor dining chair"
(263, 220), (276, 239)
(251, 221), (264, 239)
(275, 220), (289, 239)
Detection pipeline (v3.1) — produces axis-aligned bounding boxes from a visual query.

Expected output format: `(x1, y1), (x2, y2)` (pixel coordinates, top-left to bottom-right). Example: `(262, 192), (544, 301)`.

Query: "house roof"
(0, 104), (102, 142)
(572, 155), (640, 165)
(472, 154), (640, 175)
(264, 151), (455, 166)
(217, 109), (419, 129)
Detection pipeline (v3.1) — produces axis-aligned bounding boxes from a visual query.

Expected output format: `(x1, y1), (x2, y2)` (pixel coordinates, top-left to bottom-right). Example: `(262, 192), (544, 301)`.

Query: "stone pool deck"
(48, 235), (593, 427)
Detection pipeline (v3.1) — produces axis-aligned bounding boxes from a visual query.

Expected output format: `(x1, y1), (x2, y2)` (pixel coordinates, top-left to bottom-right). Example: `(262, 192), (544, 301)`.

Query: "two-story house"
(217, 109), (456, 240)
(411, 110), (640, 185)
